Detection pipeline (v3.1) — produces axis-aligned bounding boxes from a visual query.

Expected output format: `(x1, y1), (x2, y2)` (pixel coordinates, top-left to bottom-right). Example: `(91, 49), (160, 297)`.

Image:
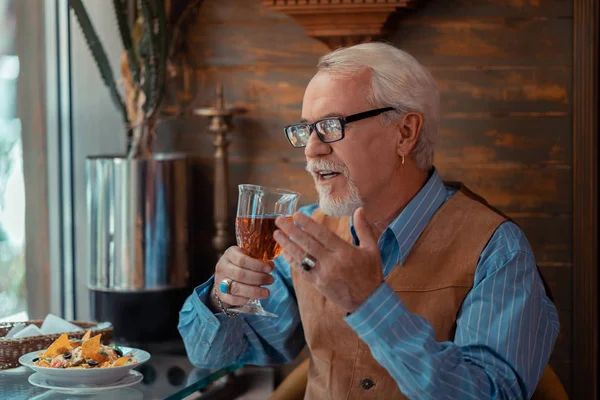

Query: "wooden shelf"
(262, 0), (421, 48)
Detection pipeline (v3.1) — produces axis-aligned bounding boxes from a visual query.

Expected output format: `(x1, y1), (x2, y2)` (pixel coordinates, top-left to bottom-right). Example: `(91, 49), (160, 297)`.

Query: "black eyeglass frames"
(283, 107), (395, 148)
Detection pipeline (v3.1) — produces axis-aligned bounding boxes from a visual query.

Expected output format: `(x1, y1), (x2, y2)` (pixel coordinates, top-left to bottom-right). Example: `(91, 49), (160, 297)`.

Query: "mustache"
(305, 159), (349, 177)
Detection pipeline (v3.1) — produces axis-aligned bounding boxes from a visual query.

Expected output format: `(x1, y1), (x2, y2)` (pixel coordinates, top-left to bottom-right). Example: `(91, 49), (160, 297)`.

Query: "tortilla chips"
(82, 328), (92, 342)
(81, 334), (102, 359)
(112, 355), (132, 367)
(42, 333), (71, 358)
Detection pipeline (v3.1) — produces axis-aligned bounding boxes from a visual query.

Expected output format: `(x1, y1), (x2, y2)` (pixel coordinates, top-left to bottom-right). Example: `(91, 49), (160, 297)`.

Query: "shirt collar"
(351, 168), (448, 265)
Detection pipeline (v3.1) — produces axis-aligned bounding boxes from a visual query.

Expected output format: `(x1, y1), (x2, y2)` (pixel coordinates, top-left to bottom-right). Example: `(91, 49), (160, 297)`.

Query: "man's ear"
(396, 112), (424, 156)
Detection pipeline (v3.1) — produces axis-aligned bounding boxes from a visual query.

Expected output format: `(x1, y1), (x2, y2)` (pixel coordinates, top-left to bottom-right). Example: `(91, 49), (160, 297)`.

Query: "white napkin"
(2, 314), (110, 339)
(4, 322), (26, 338)
(39, 314), (84, 335)
(90, 322), (112, 331)
(12, 324), (44, 339)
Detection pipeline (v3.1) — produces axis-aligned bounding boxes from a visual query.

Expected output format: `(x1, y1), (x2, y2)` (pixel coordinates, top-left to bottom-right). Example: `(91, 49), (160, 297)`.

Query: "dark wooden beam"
(572, 0), (599, 398)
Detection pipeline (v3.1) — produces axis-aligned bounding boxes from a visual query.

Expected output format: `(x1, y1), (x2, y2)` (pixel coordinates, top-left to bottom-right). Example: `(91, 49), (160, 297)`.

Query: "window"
(0, 0), (26, 320)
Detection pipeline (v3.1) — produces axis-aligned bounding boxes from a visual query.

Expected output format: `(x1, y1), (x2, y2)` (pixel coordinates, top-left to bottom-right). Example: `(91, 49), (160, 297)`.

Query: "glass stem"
(247, 298), (262, 308)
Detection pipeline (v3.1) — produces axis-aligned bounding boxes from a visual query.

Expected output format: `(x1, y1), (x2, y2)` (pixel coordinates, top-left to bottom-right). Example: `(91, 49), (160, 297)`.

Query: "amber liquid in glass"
(236, 215), (292, 261)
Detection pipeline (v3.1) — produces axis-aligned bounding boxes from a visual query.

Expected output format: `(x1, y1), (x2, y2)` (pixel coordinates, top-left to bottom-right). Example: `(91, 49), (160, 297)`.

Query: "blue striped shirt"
(178, 169), (560, 399)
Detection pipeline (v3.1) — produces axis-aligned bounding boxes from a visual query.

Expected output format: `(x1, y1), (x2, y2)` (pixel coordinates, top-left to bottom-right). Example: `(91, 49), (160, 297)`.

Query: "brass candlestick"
(193, 84), (247, 257)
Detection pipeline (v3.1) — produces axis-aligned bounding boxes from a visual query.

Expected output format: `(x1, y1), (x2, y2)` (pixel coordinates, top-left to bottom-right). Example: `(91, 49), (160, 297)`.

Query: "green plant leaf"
(139, 0), (167, 117)
(69, 0), (129, 127)
(112, 0), (140, 83)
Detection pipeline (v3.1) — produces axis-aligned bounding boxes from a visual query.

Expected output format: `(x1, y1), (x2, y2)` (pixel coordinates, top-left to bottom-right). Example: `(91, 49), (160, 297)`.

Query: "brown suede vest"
(291, 187), (506, 399)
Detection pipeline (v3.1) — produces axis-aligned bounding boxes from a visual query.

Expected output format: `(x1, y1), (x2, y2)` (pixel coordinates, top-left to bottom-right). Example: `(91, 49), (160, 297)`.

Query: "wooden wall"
(161, 0), (573, 394)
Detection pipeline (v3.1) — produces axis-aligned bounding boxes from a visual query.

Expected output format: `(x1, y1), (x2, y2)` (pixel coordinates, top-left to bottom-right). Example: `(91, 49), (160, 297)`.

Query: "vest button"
(361, 378), (375, 390)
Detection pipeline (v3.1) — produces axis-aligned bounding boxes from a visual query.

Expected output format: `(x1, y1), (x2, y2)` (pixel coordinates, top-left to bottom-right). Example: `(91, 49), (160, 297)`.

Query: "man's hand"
(211, 246), (274, 311)
(273, 208), (383, 313)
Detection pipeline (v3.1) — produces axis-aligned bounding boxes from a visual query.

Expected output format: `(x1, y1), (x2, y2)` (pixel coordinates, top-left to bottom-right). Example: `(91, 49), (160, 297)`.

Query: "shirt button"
(361, 378), (375, 390)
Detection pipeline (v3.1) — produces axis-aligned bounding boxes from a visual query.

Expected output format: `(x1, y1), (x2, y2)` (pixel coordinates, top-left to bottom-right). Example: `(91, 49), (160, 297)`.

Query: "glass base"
(229, 299), (278, 318)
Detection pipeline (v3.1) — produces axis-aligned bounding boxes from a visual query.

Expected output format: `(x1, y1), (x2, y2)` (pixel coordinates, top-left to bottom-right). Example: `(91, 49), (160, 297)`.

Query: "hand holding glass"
(230, 184), (300, 317)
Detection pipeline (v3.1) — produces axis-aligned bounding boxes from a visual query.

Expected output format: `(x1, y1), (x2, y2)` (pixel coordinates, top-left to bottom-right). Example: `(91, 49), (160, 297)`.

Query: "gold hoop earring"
(401, 154), (405, 166)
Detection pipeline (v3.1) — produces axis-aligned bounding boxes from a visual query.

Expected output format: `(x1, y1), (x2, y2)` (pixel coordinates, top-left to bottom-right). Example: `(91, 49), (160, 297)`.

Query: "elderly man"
(178, 42), (559, 399)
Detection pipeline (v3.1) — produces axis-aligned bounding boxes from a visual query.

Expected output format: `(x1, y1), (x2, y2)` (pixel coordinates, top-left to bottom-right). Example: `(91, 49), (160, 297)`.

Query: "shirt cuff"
(193, 275), (248, 326)
(344, 282), (407, 337)
(191, 276), (221, 330)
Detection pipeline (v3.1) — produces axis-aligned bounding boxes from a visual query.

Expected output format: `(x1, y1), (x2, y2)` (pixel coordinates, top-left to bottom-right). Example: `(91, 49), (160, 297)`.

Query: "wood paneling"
(432, 67), (571, 114)
(439, 118), (571, 165)
(393, 18), (572, 67)
(440, 167), (571, 213)
(196, 0), (288, 22)
(572, 0), (599, 398)
(172, 0), (576, 394)
(187, 23), (325, 68)
(539, 266), (572, 311)
(188, 17), (572, 68)
(517, 216), (571, 265)
(415, 0), (572, 18)
(190, 69), (312, 114)
(196, 0), (574, 21)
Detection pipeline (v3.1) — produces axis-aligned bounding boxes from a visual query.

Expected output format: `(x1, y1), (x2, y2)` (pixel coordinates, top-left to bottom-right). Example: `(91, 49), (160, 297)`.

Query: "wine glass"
(230, 184), (300, 317)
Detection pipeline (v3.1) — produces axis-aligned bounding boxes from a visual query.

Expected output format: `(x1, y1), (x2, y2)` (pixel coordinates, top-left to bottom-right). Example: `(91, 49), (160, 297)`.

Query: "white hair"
(317, 42), (440, 171)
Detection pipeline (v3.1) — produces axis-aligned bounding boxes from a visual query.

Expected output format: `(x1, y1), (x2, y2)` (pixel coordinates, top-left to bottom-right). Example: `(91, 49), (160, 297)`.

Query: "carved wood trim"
(262, 0), (421, 48)
(573, 0), (599, 398)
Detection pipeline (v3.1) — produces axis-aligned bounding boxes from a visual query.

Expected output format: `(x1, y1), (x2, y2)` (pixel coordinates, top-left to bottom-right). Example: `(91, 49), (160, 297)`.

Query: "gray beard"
(306, 159), (363, 217)
(316, 176), (363, 217)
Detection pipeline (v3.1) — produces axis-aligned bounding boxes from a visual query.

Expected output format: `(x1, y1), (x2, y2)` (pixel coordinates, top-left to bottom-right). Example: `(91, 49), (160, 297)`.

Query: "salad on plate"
(32, 330), (135, 369)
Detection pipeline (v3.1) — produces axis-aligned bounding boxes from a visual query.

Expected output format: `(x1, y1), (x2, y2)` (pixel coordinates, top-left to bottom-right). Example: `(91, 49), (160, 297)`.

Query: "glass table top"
(0, 363), (243, 400)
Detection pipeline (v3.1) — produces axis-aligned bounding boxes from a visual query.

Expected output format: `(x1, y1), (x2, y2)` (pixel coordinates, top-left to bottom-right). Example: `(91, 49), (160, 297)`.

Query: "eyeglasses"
(283, 107), (395, 148)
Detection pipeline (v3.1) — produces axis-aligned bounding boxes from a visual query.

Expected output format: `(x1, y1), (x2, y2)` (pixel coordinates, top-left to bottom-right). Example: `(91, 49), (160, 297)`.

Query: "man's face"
(302, 71), (399, 216)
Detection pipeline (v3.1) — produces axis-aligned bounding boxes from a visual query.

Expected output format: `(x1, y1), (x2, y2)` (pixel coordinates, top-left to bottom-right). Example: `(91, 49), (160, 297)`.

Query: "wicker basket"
(0, 320), (113, 370)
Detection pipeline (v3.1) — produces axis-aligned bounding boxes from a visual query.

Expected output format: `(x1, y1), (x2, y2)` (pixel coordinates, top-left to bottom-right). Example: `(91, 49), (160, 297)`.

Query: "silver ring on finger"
(300, 254), (317, 271)
(219, 278), (234, 294)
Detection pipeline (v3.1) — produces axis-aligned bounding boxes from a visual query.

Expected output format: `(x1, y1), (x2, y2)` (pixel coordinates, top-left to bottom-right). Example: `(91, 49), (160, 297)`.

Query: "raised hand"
(274, 207), (384, 313)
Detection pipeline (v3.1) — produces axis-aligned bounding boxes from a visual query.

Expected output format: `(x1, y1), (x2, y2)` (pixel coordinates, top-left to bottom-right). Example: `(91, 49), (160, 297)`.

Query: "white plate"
(28, 369), (143, 395)
(19, 346), (150, 385)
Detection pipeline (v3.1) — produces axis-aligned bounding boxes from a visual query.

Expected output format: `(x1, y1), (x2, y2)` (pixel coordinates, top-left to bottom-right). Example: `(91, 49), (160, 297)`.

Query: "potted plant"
(70, 0), (201, 157)
(71, 0), (203, 342)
